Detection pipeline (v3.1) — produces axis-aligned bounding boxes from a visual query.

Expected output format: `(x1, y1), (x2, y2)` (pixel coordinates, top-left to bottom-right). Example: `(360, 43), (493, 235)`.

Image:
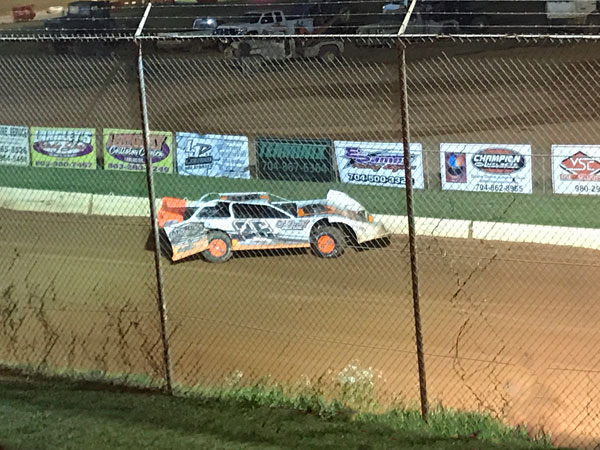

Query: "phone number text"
(348, 173), (407, 185)
(475, 183), (524, 193)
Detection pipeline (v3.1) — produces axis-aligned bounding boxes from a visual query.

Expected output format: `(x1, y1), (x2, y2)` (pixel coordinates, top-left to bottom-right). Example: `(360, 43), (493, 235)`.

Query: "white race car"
(157, 190), (390, 263)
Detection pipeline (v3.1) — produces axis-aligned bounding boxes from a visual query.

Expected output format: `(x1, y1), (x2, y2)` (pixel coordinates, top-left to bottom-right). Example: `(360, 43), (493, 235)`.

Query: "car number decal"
(233, 220), (275, 241)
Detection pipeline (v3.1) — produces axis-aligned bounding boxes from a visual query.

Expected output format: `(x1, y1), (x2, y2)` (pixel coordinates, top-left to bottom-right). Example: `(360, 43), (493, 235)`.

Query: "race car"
(157, 190), (390, 263)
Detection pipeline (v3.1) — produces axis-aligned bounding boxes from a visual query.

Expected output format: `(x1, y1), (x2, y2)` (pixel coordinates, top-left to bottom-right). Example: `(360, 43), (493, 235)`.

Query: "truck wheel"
(202, 231), (233, 263)
(310, 226), (345, 259)
(318, 45), (341, 63)
(238, 42), (252, 57)
(223, 46), (235, 58)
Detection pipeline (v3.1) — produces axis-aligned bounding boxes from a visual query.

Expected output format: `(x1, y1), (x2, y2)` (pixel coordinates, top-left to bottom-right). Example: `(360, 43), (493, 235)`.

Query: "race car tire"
(202, 231), (233, 263)
(310, 226), (345, 259)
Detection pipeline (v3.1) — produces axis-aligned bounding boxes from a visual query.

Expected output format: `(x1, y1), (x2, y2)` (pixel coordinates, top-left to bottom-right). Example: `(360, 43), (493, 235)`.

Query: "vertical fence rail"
(136, 3), (173, 394)
(397, 38), (428, 421)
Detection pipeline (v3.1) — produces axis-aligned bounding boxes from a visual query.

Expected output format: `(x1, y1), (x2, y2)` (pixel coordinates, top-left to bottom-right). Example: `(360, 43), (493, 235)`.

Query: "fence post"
(397, 38), (429, 421)
(135, 3), (174, 395)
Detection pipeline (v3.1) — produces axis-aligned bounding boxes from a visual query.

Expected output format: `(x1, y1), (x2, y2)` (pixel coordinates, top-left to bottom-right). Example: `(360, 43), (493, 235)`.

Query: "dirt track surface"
(1, 208), (600, 447)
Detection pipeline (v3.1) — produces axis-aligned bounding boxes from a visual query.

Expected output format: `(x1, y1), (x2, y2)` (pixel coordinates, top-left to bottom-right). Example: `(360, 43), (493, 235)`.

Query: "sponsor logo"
(105, 133), (170, 164)
(33, 140), (93, 158)
(343, 147), (411, 172)
(559, 151), (600, 181)
(168, 222), (206, 245)
(275, 219), (309, 230)
(259, 141), (328, 160)
(472, 148), (526, 174)
(185, 144), (213, 167)
(445, 152), (466, 183)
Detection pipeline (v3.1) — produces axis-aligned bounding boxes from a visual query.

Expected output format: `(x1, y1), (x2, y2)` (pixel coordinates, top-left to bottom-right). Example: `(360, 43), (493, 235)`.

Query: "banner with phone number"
(440, 143), (532, 194)
(176, 132), (250, 179)
(334, 141), (424, 189)
(0, 125), (29, 166)
(103, 129), (174, 173)
(552, 145), (600, 195)
(256, 137), (336, 183)
(31, 127), (96, 170)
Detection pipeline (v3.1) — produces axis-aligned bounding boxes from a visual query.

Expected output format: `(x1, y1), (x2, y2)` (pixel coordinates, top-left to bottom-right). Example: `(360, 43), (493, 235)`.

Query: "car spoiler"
(158, 197), (187, 228)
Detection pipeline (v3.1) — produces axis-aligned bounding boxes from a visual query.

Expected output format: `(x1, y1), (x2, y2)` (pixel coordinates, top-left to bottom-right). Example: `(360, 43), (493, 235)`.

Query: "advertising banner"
(256, 138), (335, 182)
(334, 141), (425, 189)
(552, 145), (600, 195)
(30, 127), (96, 170)
(0, 125), (29, 166)
(103, 129), (174, 173)
(176, 133), (250, 179)
(440, 143), (532, 194)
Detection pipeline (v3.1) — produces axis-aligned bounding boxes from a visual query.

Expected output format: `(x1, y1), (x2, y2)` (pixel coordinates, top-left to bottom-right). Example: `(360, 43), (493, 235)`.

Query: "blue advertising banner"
(176, 133), (250, 179)
(334, 141), (425, 189)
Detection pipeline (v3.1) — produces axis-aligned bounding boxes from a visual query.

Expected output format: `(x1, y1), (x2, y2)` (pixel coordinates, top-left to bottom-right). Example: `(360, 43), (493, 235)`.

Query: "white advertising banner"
(176, 133), (250, 179)
(552, 145), (600, 195)
(0, 125), (29, 166)
(334, 141), (425, 189)
(440, 143), (532, 194)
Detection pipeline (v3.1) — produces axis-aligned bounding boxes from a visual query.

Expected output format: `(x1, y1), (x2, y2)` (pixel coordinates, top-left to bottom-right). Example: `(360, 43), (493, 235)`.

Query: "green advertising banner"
(103, 129), (174, 173)
(256, 137), (335, 182)
(30, 127), (96, 170)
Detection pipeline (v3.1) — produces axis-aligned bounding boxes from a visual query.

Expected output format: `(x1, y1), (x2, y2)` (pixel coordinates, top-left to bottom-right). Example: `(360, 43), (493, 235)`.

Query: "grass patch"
(1, 165), (598, 228)
(0, 371), (568, 450)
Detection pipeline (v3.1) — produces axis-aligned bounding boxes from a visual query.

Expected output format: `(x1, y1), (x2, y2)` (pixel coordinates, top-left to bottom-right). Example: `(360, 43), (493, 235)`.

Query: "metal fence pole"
(397, 38), (429, 421)
(136, 4), (174, 395)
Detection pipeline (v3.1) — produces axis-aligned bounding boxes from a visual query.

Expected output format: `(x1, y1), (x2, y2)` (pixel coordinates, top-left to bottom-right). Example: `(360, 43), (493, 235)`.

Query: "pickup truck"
(156, 17), (221, 38)
(44, 1), (116, 35)
(214, 10), (314, 36)
(44, 1), (118, 55)
(154, 17), (222, 51)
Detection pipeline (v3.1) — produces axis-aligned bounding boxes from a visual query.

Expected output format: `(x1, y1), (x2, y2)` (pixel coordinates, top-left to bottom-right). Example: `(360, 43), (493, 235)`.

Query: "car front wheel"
(310, 226), (345, 258)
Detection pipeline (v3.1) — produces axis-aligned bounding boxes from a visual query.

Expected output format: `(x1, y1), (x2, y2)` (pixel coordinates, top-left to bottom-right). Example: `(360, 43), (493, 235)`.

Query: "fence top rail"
(2, 32), (600, 42)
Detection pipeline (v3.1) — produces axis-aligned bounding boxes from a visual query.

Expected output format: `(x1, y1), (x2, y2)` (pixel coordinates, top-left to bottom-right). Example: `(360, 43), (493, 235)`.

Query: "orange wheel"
(208, 239), (227, 258)
(310, 226), (345, 259)
(317, 235), (336, 255)
(202, 231), (232, 263)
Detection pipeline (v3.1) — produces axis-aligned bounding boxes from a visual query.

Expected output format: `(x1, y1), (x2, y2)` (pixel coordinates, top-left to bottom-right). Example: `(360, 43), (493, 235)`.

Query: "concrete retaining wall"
(1, 187), (598, 251)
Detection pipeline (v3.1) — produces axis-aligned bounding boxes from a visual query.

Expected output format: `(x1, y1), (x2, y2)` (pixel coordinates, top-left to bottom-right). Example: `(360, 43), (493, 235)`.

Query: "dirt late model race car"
(157, 190), (390, 263)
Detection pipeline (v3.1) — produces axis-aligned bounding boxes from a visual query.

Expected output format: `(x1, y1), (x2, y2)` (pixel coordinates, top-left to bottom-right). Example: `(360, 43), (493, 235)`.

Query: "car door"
(231, 203), (301, 247)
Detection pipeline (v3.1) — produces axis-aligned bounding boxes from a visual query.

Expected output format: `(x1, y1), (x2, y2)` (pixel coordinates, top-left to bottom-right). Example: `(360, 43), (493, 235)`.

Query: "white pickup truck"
(214, 10), (315, 36)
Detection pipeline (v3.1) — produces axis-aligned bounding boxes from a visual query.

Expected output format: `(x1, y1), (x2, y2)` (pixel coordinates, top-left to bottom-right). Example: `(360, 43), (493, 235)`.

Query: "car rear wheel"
(310, 226), (345, 258)
(202, 231), (233, 263)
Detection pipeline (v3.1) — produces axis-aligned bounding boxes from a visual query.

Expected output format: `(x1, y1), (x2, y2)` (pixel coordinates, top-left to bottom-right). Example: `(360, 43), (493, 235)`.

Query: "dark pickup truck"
(44, 1), (116, 35)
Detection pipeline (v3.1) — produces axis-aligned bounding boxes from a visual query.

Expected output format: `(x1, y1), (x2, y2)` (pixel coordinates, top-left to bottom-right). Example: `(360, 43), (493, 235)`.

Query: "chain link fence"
(1, 30), (600, 449)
